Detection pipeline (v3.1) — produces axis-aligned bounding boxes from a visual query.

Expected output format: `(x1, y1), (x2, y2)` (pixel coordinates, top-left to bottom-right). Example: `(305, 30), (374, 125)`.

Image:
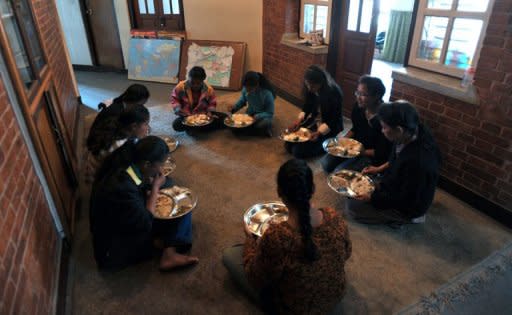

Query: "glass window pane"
(171, 0), (180, 14)
(427, 0), (453, 10)
(416, 16), (449, 63)
(457, 0), (489, 12)
(445, 18), (483, 68)
(360, 0), (373, 33)
(0, 0), (35, 88)
(303, 4), (315, 33)
(162, 0), (171, 14)
(315, 5), (328, 37)
(147, 0), (155, 14)
(138, 0), (147, 14)
(348, 0), (360, 31)
(17, 0), (45, 71)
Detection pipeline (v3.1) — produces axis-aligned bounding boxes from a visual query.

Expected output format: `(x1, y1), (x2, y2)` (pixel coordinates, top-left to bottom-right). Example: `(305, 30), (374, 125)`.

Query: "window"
(408, 0), (494, 78)
(300, 0), (332, 43)
(131, 0), (184, 31)
(0, 0), (46, 90)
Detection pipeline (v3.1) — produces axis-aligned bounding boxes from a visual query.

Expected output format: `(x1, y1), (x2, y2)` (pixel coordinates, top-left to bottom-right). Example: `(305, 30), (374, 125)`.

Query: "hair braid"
(278, 159), (318, 262)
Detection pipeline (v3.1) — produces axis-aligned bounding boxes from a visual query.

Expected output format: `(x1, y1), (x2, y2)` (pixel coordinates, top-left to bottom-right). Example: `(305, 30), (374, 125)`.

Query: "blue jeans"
(153, 212), (193, 253)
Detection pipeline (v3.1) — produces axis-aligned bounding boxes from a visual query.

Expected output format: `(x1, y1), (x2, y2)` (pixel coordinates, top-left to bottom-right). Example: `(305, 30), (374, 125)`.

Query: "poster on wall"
(128, 38), (181, 84)
(179, 40), (247, 90)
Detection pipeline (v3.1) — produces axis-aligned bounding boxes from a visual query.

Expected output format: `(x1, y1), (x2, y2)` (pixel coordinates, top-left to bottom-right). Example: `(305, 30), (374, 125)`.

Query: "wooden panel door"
(83, 0), (124, 69)
(329, 0), (379, 115)
(32, 89), (78, 235)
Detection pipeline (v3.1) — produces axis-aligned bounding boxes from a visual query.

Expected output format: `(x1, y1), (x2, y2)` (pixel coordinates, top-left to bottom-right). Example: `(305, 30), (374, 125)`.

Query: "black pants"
(284, 134), (329, 159)
(172, 111), (228, 132)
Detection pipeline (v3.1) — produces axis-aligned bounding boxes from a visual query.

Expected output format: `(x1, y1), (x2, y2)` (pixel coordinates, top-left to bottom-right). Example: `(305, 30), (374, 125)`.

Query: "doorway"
(370, 0), (415, 101)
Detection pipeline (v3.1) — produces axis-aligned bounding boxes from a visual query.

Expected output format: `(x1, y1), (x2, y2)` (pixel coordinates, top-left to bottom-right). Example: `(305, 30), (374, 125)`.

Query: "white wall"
(55, 0), (92, 65)
(113, 0), (263, 71)
(391, 0), (415, 11)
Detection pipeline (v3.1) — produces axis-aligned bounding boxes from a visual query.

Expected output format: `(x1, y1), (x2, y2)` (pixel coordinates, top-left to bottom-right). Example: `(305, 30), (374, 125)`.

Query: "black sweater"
(89, 166), (153, 269)
(302, 83), (344, 137)
(350, 103), (392, 166)
(371, 124), (441, 219)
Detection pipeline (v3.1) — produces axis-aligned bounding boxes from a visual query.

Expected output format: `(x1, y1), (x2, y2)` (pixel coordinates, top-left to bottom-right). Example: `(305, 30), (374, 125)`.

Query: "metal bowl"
(154, 186), (198, 219)
(243, 201), (289, 237)
(224, 113), (255, 128)
(182, 114), (213, 127)
(157, 135), (179, 152)
(327, 169), (375, 197)
(278, 127), (312, 142)
(322, 137), (363, 158)
(162, 156), (177, 176)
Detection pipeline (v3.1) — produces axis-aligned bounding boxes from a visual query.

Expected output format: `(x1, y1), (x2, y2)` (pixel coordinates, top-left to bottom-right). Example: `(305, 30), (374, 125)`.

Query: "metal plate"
(323, 137), (363, 158)
(243, 201), (289, 237)
(278, 127), (312, 142)
(327, 169), (375, 197)
(162, 156), (177, 176)
(224, 113), (255, 128)
(182, 114), (213, 127)
(154, 186), (198, 219)
(157, 135), (179, 152)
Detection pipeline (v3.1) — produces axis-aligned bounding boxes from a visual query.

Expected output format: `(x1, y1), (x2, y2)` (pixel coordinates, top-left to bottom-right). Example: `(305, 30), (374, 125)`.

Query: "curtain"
(381, 10), (413, 64)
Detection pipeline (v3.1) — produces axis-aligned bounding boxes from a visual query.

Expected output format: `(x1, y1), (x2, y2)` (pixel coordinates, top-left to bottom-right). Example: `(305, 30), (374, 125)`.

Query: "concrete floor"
(71, 71), (512, 314)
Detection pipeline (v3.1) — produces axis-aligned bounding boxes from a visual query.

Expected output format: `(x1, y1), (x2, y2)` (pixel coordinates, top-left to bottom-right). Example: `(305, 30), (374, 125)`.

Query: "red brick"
(461, 162), (498, 184)
(472, 128), (509, 148)
(467, 145), (505, 166)
(483, 35), (505, 48)
(475, 68), (506, 82)
(481, 122), (503, 135)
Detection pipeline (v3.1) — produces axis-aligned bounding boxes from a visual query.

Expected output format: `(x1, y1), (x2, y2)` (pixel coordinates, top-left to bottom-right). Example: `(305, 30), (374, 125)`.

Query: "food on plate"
(185, 114), (211, 125)
(228, 113), (254, 126)
(282, 128), (310, 142)
(349, 176), (374, 196)
(155, 194), (174, 218)
(326, 138), (362, 157)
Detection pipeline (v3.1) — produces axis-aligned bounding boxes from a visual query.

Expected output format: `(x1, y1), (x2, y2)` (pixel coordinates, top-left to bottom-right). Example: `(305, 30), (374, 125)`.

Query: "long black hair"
(303, 65), (341, 99)
(88, 105), (150, 156)
(188, 66), (207, 81)
(378, 101), (419, 135)
(277, 159), (318, 262)
(114, 84), (150, 105)
(242, 71), (276, 99)
(94, 136), (169, 182)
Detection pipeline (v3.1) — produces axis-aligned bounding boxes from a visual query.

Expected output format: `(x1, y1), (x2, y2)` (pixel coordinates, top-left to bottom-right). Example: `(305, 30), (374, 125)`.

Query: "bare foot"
(159, 247), (199, 271)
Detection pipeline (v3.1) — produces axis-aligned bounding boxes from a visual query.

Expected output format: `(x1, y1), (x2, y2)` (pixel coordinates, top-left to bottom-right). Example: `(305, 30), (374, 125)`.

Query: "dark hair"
(242, 71), (276, 98)
(378, 101), (419, 135)
(88, 105), (150, 156)
(94, 136), (169, 182)
(303, 65), (339, 98)
(277, 159), (318, 262)
(188, 66), (207, 81)
(359, 75), (386, 101)
(112, 84), (150, 106)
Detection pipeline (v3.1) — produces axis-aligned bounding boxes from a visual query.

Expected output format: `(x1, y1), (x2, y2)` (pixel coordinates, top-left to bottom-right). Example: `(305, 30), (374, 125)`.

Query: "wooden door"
(83, 0), (124, 69)
(329, 0), (379, 115)
(32, 90), (78, 233)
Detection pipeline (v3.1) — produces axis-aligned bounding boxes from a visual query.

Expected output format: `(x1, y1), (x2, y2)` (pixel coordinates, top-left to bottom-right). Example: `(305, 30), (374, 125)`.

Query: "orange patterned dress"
(243, 207), (352, 315)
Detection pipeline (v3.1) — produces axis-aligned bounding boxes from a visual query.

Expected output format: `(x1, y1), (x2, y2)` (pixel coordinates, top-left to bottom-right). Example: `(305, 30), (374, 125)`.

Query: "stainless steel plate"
(243, 201), (289, 237)
(182, 114), (213, 127)
(154, 186), (198, 219)
(278, 127), (312, 142)
(157, 135), (179, 152)
(224, 113), (255, 128)
(327, 169), (375, 197)
(323, 137), (363, 158)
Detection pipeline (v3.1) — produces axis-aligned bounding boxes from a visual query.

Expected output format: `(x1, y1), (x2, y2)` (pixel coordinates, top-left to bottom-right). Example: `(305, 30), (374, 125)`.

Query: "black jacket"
(371, 124), (441, 219)
(302, 83), (344, 137)
(86, 100), (125, 154)
(350, 103), (392, 166)
(89, 166), (153, 269)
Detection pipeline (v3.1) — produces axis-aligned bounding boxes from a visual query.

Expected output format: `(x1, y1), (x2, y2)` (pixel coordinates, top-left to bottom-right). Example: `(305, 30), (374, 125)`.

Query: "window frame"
(128, 0), (185, 31)
(299, 0), (332, 44)
(408, 0), (494, 78)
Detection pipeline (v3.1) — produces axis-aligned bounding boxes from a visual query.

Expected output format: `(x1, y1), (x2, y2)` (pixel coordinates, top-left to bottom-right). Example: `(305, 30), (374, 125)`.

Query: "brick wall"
(263, 0), (328, 101)
(0, 82), (60, 314)
(390, 0), (512, 210)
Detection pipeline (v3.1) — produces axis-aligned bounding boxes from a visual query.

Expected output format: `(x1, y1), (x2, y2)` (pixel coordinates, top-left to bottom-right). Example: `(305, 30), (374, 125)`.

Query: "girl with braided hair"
(223, 159), (352, 314)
